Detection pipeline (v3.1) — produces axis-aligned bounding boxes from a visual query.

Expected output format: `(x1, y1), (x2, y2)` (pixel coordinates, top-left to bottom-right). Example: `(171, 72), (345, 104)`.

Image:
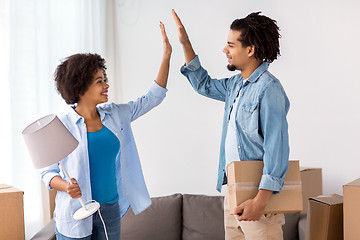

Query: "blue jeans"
(56, 201), (121, 240)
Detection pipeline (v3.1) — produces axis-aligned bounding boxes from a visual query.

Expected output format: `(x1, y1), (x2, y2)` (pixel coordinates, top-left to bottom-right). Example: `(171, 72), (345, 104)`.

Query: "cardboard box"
(300, 167), (323, 213)
(305, 194), (343, 240)
(227, 160), (303, 214)
(343, 178), (360, 240)
(0, 184), (25, 240)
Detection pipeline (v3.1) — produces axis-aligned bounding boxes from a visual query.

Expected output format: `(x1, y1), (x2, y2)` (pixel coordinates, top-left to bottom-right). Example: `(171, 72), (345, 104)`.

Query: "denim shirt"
(41, 81), (167, 238)
(181, 56), (290, 193)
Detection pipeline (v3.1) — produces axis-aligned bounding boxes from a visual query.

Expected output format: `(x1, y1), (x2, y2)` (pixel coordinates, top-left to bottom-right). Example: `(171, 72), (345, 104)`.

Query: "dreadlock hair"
(230, 12), (281, 63)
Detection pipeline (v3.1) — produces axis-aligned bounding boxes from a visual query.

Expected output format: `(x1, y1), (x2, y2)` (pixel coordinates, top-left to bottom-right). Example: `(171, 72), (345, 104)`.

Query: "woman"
(41, 22), (171, 239)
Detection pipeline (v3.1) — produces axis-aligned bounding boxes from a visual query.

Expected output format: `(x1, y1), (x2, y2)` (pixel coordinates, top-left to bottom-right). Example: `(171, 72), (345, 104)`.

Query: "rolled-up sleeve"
(180, 55), (230, 102)
(149, 80), (168, 98)
(180, 55), (202, 72)
(40, 163), (61, 190)
(258, 82), (290, 193)
(128, 81), (167, 122)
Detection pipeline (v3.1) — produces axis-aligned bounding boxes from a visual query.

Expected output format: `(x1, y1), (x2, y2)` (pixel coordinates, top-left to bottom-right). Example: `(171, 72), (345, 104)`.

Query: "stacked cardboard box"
(0, 184), (25, 240)
(343, 178), (360, 240)
(300, 167), (322, 214)
(305, 194), (343, 240)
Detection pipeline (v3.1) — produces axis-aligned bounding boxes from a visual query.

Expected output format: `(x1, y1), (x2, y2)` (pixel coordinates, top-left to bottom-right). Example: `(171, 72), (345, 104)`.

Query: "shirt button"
(238, 146), (241, 149)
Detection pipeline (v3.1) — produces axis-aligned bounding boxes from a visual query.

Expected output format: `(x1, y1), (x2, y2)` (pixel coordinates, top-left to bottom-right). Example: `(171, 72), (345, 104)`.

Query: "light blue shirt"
(41, 81), (167, 238)
(181, 56), (290, 193)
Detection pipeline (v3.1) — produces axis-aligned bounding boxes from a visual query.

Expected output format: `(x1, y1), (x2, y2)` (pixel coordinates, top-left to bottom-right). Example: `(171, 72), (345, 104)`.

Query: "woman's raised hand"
(155, 21), (171, 88)
(159, 21), (172, 58)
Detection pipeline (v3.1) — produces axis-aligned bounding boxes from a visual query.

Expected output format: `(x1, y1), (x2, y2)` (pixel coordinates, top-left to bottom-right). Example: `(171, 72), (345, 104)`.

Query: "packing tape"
(228, 181), (302, 193)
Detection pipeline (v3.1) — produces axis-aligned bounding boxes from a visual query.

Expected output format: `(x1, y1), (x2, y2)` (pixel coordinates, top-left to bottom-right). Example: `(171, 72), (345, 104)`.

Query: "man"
(172, 9), (290, 239)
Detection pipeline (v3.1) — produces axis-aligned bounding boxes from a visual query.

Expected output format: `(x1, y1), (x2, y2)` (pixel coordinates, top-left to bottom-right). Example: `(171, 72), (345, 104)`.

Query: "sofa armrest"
(298, 213), (307, 240)
(30, 219), (55, 240)
(283, 212), (300, 240)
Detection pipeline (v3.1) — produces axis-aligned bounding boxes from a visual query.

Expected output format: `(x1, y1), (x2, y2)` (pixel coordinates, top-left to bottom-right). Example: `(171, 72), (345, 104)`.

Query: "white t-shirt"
(225, 79), (247, 170)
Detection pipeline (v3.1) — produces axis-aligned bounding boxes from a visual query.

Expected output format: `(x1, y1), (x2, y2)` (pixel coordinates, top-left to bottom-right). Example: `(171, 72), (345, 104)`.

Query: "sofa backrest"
(120, 194), (225, 240)
(121, 194), (183, 240)
(182, 194), (225, 240)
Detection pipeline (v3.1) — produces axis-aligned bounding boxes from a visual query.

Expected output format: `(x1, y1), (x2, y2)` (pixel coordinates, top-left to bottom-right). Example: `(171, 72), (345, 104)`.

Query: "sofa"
(31, 193), (306, 240)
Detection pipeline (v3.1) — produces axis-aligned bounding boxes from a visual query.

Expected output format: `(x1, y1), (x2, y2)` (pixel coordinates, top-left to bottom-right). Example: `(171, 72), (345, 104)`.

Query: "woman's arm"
(125, 22), (170, 122)
(50, 176), (82, 199)
(155, 21), (172, 88)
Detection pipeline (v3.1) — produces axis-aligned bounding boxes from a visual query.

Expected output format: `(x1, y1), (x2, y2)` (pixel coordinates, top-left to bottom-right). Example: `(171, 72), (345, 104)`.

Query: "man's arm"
(172, 9), (196, 65)
(172, 9), (231, 102)
(232, 189), (272, 221)
(233, 82), (290, 221)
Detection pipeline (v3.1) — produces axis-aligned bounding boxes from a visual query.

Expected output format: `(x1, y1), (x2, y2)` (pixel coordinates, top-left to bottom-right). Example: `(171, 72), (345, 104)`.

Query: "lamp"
(22, 114), (100, 220)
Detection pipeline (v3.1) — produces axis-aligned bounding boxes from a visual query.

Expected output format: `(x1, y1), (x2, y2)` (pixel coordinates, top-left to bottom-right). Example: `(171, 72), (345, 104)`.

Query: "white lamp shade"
(22, 114), (79, 169)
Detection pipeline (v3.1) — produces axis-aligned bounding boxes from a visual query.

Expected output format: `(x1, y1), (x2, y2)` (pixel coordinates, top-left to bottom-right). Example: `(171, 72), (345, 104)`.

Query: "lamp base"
(73, 201), (100, 220)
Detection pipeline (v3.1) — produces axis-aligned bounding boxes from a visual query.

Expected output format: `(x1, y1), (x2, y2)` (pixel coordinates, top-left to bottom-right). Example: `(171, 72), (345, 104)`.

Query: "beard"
(227, 64), (236, 71)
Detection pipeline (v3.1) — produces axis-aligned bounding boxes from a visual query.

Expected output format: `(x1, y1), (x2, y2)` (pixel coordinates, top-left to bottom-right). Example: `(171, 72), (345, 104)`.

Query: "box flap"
(310, 194), (343, 205)
(0, 184), (12, 189)
(300, 167), (322, 172)
(344, 178), (360, 187)
(0, 184), (23, 194)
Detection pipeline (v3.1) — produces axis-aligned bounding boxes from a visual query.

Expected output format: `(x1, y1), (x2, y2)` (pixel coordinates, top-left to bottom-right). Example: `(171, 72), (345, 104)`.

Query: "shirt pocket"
(238, 102), (259, 133)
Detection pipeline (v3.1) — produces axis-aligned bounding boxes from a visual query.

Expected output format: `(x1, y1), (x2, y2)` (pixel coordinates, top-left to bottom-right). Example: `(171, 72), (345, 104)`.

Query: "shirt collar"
(97, 104), (111, 122)
(246, 61), (269, 83)
(67, 104), (111, 124)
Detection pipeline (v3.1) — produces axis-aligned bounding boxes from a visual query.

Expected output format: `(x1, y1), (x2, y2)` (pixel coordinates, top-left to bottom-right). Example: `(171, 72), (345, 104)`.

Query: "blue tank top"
(87, 125), (120, 204)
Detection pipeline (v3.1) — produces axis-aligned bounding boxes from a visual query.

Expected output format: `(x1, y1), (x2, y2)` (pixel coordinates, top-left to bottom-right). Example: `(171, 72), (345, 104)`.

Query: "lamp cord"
(85, 200), (109, 240)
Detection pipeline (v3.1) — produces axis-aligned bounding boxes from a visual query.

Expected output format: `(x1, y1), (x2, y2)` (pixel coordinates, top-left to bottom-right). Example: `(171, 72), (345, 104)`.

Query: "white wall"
(111, 0), (360, 197)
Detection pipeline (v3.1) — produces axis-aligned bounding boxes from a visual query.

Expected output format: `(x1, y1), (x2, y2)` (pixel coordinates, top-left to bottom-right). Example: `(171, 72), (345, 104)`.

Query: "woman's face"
(79, 69), (109, 105)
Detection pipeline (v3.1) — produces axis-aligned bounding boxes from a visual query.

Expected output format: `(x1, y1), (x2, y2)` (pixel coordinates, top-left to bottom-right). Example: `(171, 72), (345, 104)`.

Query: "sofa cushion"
(120, 194), (182, 240)
(182, 194), (225, 240)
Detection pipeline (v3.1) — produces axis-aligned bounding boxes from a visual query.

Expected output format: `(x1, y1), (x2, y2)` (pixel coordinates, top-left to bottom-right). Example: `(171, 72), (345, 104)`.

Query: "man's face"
(223, 30), (253, 71)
